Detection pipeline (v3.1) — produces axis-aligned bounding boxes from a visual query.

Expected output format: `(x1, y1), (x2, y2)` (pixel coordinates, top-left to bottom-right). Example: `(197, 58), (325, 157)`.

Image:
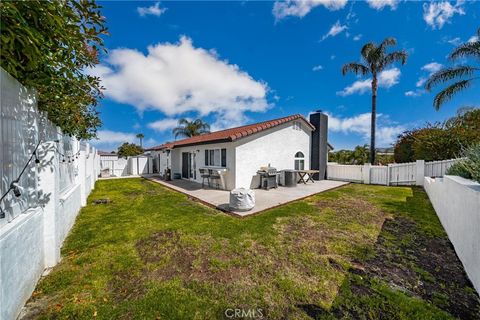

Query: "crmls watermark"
(224, 307), (265, 319)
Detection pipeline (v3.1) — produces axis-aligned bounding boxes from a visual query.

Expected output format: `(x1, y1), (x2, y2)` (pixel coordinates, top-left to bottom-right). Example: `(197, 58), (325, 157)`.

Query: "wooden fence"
(327, 158), (462, 186)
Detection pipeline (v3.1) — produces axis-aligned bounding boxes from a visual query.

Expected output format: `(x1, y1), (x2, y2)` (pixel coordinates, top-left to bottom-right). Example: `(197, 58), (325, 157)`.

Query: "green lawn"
(23, 178), (479, 319)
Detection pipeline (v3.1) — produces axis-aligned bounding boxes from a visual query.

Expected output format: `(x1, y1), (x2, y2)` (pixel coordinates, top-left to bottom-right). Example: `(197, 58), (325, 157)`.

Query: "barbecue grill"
(257, 166), (278, 190)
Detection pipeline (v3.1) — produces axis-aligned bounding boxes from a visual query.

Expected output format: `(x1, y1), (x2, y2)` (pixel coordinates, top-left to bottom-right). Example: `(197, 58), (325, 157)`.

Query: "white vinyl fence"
(327, 158), (462, 186)
(0, 68), (101, 320)
(324, 164), (364, 183)
(99, 155), (153, 177)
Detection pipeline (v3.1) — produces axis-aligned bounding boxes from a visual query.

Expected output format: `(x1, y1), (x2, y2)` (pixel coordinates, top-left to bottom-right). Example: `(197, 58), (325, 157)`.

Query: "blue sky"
(90, 0), (479, 151)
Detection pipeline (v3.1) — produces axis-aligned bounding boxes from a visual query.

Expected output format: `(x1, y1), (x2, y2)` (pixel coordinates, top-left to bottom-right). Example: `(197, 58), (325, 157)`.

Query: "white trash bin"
(229, 188), (255, 211)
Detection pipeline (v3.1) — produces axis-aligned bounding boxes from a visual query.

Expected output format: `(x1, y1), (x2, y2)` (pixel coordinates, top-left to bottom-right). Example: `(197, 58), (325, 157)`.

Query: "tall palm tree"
(136, 133), (144, 147)
(425, 28), (479, 110)
(172, 118), (210, 139)
(342, 38), (407, 164)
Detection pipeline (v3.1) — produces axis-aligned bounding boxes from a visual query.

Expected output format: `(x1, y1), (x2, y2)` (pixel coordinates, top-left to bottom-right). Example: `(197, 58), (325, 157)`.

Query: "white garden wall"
(0, 68), (100, 320)
(424, 176), (480, 294)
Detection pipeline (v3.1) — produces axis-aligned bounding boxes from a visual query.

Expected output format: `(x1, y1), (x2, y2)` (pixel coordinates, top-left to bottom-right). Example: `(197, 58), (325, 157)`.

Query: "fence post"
(416, 160), (425, 186)
(78, 143), (87, 206)
(363, 164), (371, 184)
(38, 140), (61, 267)
(387, 164), (391, 186)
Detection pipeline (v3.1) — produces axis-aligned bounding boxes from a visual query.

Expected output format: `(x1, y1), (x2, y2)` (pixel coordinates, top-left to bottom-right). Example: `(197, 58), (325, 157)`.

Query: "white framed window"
(204, 148), (227, 167)
(292, 121), (301, 131)
(294, 151), (305, 170)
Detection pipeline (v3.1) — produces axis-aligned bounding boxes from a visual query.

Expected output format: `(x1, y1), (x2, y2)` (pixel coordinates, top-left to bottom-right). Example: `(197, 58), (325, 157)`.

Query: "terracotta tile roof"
(146, 114), (314, 151)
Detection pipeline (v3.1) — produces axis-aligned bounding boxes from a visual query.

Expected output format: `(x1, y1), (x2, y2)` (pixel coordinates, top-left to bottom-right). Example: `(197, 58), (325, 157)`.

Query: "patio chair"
(199, 168), (210, 188)
(208, 169), (221, 189)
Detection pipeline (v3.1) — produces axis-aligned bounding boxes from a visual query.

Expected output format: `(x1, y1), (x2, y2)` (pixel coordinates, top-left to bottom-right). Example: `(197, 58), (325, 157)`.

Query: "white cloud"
(92, 36), (269, 130)
(337, 79), (371, 96)
(312, 65), (324, 71)
(446, 37), (462, 46)
(96, 130), (136, 144)
(421, 62), (443, 74)
(90, 130), (137, 151)
(423, 1), (465, 30)
(353, 34), (362, 41)
(328, 112), (405, 146)
(321, 20), (348, 41)
(405, 90), (424, 97)
(416, 77), (427, 88)
(468, 35), (479, 43)
(147, 118), (179, 133)
(366, 0), (399, 10)
(406, 61), (443, 96)
(137, 2), (166, 17)
(415, 62), (442, 89)
(272, 0), (347, 20)
(337, 68), (401, 96)
(378, 68), (401, 87)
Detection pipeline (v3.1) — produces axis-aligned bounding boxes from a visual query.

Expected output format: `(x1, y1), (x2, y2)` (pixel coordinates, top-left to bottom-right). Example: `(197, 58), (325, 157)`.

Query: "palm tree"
(136, 133), (144, 147)
(342, 38), (407, 164)
(425, 28), (479, 110)
(172, 119), (210, 139)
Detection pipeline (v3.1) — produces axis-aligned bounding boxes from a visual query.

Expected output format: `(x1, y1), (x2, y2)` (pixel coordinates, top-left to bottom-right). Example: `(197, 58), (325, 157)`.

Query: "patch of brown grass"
(108, 196), (390, 316)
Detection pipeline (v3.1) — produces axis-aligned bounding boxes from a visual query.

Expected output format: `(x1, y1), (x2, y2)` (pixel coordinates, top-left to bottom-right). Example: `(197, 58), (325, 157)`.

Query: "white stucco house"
(146, 112), (329, 190)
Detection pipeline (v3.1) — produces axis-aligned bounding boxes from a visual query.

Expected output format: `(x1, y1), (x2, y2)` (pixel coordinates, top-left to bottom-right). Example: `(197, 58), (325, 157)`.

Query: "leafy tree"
(394, 130), (417, 163)
(136, 133), (144, 147)
(0, 0), (107, 139)
(410, 126), (455, 161)
(342, 38), (407, 164)
(173, 119), (210, 139)
(425, 28), (479, 110)
(329, 145), (370, 165)
(117, 143), (143, 158)
(394, 108), (480, 162)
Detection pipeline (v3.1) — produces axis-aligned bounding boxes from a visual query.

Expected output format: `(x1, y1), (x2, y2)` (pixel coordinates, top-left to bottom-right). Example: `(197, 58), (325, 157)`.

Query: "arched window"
(294, 151), (305, 170)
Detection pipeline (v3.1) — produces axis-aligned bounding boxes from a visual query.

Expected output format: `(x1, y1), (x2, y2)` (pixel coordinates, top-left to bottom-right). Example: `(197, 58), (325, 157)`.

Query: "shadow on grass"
(298, 187), (480, 319)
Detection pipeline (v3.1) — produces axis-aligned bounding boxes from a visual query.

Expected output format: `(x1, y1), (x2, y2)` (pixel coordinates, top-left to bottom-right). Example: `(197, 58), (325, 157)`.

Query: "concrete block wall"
(424, 175), (480, 294)
(0, 68), (101, 320)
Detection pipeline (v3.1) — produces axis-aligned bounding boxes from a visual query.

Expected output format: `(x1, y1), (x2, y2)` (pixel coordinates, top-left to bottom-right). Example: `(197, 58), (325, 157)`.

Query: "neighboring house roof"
(98, 151), (117, 156)
(146, 114), (315, 150)
(147, 141), (176, 151)
(376, 147), (394, 154)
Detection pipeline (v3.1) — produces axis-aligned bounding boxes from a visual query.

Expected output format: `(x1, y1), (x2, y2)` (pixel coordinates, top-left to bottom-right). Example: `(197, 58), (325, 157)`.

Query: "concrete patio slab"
(146, 175), (348, 216)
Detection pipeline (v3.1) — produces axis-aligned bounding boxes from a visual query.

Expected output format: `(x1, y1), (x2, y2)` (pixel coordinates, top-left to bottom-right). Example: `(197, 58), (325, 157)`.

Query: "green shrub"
(446, 143), (480, 183)
(446, 162), (472, 180)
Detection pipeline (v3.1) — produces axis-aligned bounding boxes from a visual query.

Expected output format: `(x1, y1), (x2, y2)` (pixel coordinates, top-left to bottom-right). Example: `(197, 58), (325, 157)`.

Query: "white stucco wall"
(170, 143), (236, 190)
(56, 185), (82, 247)
(149, 150), (168, 174)
(424, 175), (480, 294)
(0, 208), (44, 320)
(0, 68), (101, 320)
(234, 121), (312, 189)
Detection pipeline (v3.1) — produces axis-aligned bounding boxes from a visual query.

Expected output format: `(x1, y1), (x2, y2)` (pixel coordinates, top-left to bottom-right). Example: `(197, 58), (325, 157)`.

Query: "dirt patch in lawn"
(136, 231), (250, 283)
(110, 231), (252, 303)
(351, 216), (480, 319)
